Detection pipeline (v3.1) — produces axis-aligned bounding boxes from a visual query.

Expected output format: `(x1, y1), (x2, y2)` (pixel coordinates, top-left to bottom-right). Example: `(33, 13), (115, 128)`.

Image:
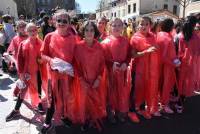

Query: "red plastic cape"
(40, 31), (76, 119)
(130, 32), (160, 113)
(101, 35), (131, 113)
(178, 33), (200, 96)
(17, 37), (43, 107)
(157, 32), (177, 105)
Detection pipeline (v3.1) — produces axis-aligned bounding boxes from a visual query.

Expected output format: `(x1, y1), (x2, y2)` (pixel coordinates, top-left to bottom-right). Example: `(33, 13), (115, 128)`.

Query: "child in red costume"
(102, 18), (132, 123)
(5, 21), (28, 98)
(40, 11), (77, 133)
(178, 16), (200, 113)
(6, 23), (44, 121)
(72, 21), (107, 131)
(130, 17), (160, 119)
(97, 17), (108, 42)
(157, 18), (180, 114)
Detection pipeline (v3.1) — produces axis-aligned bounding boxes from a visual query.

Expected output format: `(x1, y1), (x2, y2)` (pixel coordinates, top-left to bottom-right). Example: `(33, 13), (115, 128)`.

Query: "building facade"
(179, 0), (200, 17)
(0, 0), (18, 19)
(15, 0), (75, 18)
(96, 0), (180, 21)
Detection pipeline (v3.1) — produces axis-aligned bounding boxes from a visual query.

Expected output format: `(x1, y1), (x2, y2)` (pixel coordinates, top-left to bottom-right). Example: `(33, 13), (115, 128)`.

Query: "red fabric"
(7, 35), (27, 66)
(17, 37), (43, 107)
(39, 33), (55, 96)
(41, 31), (76, 118)
(130, 32), (160, 113)
(102, 35), (131, 113)
(157, 32), (177, 105)
(99, 32), (108, 42)
(70, 40), (107, 124)
(178, 33), (200, 96)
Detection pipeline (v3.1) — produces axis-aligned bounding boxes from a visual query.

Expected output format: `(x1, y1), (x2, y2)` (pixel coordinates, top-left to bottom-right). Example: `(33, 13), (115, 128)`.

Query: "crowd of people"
(0, 9), (200, 134)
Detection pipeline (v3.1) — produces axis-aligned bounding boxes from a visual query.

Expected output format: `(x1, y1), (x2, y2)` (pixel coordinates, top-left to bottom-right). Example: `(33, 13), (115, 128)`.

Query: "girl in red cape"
(5, 23), (44, 121)
(101, 18), (131, 123)
(157, 18), (180, 114)
(97, 17), (108, 42)
(130, 17), (160, 119)
(40, 11), (76, 133)
(72, 21), (107, 131)
(5, 21), (28, 98)
(177, 16), (200, 113)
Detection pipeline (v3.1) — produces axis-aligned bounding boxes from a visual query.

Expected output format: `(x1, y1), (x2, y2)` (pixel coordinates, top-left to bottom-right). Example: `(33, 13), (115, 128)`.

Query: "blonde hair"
(111, 18), (123, 26)
(25, 23), (37, 32)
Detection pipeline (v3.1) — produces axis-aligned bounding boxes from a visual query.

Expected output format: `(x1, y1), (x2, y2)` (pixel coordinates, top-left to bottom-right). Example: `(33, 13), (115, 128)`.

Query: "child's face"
(27, 26), (38, 37)
(17, 25), (26, 36)
(84, 23), (95, 41)
(111, 19), (123, 36)
(138, 19), (150, 34)
(56, 15), (70, 32)
(97, 19), (107, 32)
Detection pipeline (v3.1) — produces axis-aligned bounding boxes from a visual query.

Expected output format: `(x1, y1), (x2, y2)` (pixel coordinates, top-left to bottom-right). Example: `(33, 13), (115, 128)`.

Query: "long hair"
(182, 16), (197, 42)
(79, 21), (100, 39)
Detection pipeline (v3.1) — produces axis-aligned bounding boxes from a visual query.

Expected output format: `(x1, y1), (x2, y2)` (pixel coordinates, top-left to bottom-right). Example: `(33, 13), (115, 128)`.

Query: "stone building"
(179, 0), (200, 17)
(15, 0), (75, 18)
(0, 0), (18, 19)
(96, 0), (180, 21)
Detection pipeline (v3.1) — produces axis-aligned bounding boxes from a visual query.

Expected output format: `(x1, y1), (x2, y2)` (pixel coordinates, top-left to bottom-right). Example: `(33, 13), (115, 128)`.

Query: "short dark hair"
(2, 14), (12, 23)
(79, 21), (100, 39)
(160, 18), (174, 32)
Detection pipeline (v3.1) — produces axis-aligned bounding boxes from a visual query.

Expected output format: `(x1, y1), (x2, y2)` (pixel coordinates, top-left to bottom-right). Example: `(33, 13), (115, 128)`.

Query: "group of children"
(2, 9), (200, 134)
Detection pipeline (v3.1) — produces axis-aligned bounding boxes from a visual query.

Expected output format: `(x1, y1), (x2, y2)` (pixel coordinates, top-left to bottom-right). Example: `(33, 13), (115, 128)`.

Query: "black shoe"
(5, 110), (20, 122)
(117, 114), (126, 123)
(40, 123), (53, 134)
(61, 117), (72, 128)
(108, 114), (116, 124)
(38, 103), (45, 114)
(81, 123), (89, 132)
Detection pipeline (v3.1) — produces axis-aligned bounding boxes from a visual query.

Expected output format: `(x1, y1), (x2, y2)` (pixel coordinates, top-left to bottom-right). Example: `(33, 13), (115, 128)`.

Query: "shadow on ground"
(0, 77), (14, 90)
(54, 95), (200, 134)
(0, 94), (8, 102)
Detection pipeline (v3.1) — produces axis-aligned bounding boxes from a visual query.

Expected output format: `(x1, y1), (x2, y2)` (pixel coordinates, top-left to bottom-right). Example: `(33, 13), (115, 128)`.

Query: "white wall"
(179, 1), (200, 17)
(0, 0), (18, 19)
(152, 0), (180, 16)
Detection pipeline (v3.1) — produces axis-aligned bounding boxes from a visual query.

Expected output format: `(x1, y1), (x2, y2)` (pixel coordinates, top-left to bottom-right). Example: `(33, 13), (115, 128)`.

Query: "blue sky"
(76, 0), (99, 13)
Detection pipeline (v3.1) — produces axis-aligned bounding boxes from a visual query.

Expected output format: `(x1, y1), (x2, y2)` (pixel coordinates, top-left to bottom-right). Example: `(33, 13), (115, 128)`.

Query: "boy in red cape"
(40, 11), (76, 133)
(130, 17), (160, 119)
(157, 18), (180, 114)
(102, 18), (131, 123)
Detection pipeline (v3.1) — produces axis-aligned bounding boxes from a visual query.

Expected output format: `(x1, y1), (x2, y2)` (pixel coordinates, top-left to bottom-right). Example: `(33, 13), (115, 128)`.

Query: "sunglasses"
(57, 19), (69, 24)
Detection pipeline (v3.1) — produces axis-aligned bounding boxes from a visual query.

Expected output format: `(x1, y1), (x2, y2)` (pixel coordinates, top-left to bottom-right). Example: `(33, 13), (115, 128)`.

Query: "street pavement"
(1, 70), (200, 134)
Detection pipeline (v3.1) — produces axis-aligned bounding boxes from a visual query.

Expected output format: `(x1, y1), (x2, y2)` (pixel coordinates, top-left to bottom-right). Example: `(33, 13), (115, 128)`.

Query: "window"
(111, 13), (113, 17)
(114, 12), (116, 17)
(128, 5), (131, 14)
(163, 4), (168, 10)
(173, 5), (177, 15)
(133, 3), (136, 13)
